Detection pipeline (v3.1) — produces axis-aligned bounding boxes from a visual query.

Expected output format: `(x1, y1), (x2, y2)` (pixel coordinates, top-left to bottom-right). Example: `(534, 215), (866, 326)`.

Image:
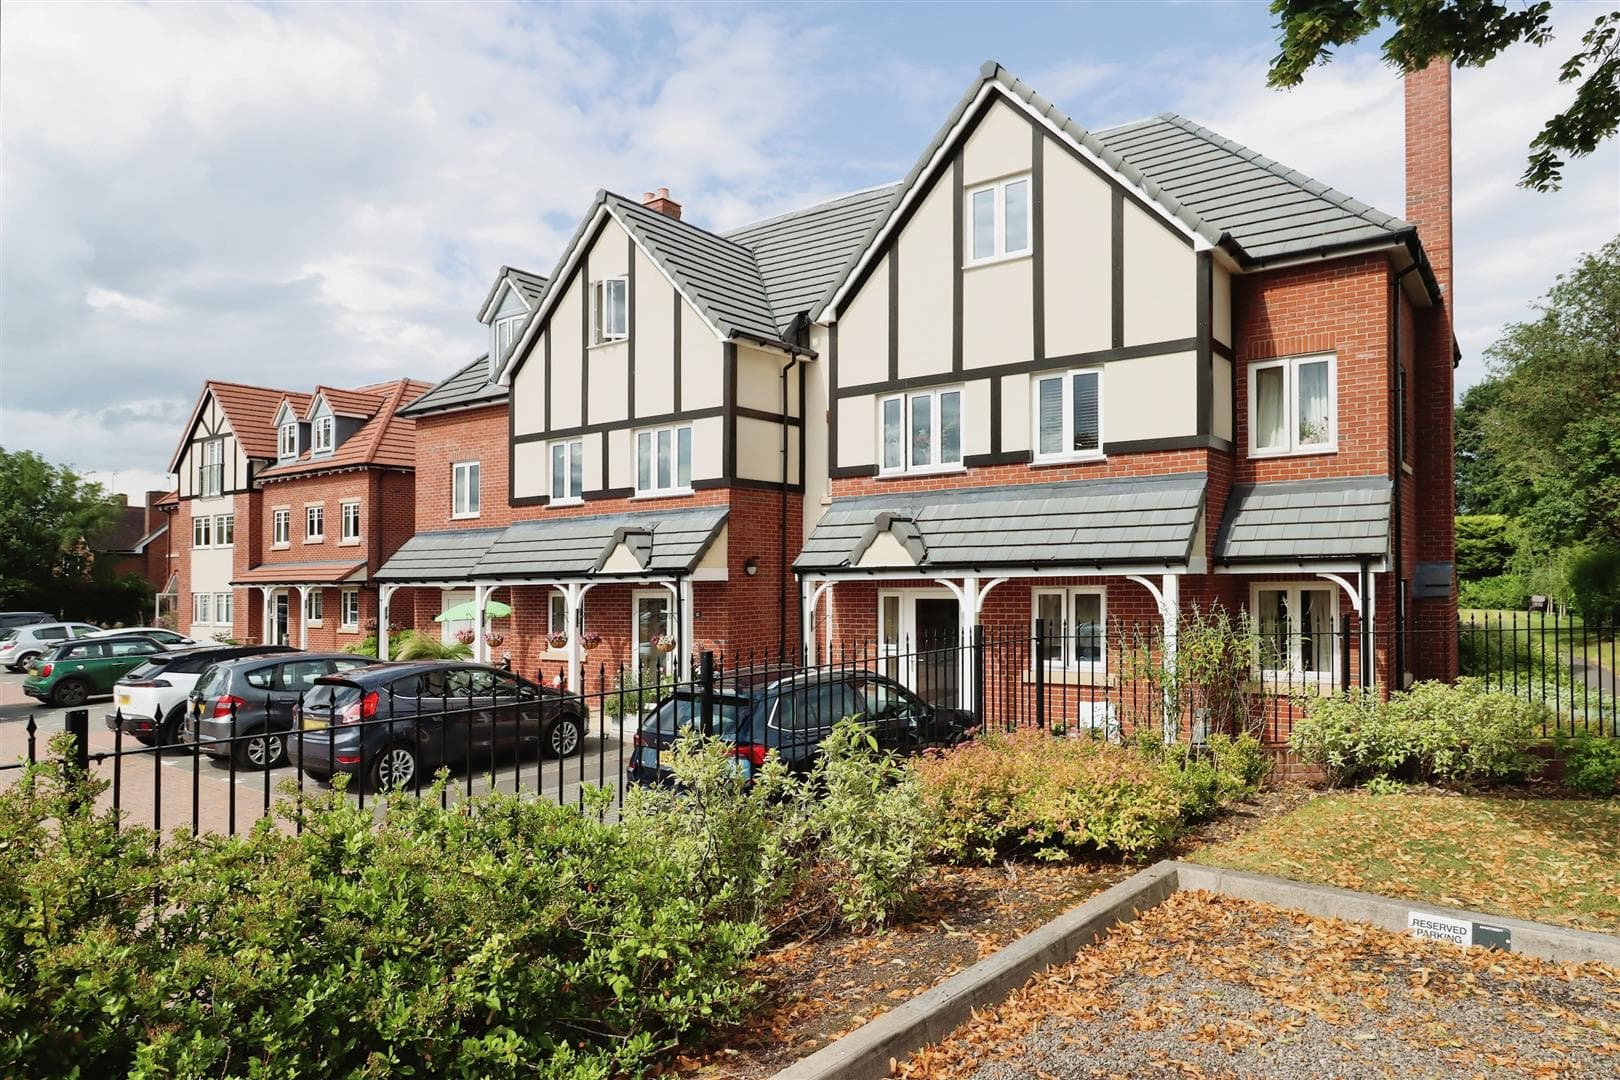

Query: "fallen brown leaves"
(898, 891), (1620, 1080)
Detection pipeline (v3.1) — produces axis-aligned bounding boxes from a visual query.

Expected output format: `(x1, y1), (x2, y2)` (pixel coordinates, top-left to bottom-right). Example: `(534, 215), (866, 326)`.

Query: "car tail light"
(336, 754), (361, 765)
(339, 691), (379, 725)
(120, 679), (170, 689)
(38, 663), (52, 678)
(731, 743), (767, 768)
(212, 694), (246, 719)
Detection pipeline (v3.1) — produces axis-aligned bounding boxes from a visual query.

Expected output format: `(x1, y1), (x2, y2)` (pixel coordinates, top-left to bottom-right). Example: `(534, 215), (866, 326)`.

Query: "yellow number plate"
(300, 716), (326, 730)
(117, 694), (131, 705)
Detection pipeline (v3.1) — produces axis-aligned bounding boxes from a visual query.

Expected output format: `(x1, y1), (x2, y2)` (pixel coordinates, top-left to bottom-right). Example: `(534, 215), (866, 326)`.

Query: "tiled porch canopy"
(1213, 476), (1392, 571)
(232, 560), (368, 586)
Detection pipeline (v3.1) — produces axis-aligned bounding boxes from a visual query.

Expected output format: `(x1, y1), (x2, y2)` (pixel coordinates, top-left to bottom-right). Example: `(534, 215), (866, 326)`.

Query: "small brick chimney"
(1404, 59), (1452, 302)
(641, 187), (682, 220)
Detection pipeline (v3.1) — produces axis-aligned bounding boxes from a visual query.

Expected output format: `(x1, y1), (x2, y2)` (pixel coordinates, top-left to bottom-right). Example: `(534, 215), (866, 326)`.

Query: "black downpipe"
(1391, 264), (1418, 690)
(779, 355), (798, 664)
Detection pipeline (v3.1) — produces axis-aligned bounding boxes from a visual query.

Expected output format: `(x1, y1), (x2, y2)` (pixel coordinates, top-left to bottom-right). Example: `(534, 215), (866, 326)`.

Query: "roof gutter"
(731, 329), (818, 360)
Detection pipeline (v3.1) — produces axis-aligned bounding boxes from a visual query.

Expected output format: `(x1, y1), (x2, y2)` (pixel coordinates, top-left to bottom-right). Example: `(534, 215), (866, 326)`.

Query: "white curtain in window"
(1296, 360), (1331, 445)
(1255, 367), (1286, 449)
(1301, 588), (1333, 673)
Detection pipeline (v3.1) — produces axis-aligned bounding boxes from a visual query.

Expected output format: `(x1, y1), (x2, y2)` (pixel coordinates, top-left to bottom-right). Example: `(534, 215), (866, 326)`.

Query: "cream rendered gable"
(1042, 147), (1112, 357)
(599, 540), (648, 573)
(855, 529), (920, 569)
(896, 173), (952, 379)
(691, 524), (729, 580)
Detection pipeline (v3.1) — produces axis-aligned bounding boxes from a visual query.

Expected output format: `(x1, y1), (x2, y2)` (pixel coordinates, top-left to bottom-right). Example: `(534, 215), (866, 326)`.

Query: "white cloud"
(85, 287), (174, 322)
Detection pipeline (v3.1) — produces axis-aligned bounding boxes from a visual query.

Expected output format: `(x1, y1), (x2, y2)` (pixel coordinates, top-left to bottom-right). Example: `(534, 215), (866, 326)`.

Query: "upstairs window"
(192, 516), (212, 549)
(272, 509), (290, 546)
(305, 505), (325, 541)
(198, 439), (224, 497)
(494, 314), (524, 361)
(1034, 369), (1103, 461)
(1250, 353), (1336, 456)
(551, 439), (584, 503)
(452, 461), (480, 518)
(635, 424), (692, 496)
(590, 277), (628, 344)
(278, 423), (298, 459)
(215, 514), (234, 546)
(879, 387), (962, 474)
(967, 175), (1031, 264)
(312, 416), (335, 453)
(340, 501), (361, 542)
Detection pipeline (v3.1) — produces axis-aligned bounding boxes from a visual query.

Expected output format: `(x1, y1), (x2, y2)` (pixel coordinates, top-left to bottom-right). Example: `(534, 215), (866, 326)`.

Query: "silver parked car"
(0, 622), (102, 672)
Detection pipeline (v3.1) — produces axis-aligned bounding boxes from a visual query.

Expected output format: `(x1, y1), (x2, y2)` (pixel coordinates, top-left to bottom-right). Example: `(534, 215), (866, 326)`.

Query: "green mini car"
(23, 635), (169, 707)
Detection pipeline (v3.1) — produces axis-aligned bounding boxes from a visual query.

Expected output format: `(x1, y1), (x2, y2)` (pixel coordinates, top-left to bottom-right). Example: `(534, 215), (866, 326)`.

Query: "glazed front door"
(273, 593), (290, 646)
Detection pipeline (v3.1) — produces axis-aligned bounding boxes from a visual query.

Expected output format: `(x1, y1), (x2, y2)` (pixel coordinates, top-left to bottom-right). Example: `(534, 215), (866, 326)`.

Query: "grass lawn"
(1190, 791), (1620, 935)
(1461, 607), (1618, 670)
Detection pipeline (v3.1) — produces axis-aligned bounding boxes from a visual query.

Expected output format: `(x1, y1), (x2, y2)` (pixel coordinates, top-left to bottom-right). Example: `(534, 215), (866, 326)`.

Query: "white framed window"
(1033, 588), (1106, 670)
(305, 589), (323, 623)
(590, 277), (629, 345)
(272, 509), (290, 547)
(278, 423), (298, 459)
(192, 592), (211, 625)
(494, 314), (524, 361)
(548, 591), (568, 638)
(214, 514), (234, 546)
(1249, 353), (1336, 456)
(305, 505), (325, 541)
(340, 500), (361, 543)
(967, 174), (1032, 264)
(198, 439), (224, 497)
(312, 416), (335, 453)
(632, 590), (674, 679)
(635, 424), (692, 496)
(550, 440), (584, 503)
(192, 515), (212, 549)
(1033, 369), (1103, 461)
(214, 592), (233, 626)
(879, 387), (962, 474)
(451, 461), (481, 519)
(340, 589), (360, 630)
(1251, 583), (1338, 680)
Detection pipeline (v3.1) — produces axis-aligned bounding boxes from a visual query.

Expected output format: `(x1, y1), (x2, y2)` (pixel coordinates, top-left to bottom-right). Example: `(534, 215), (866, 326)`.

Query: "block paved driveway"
(0, 672), (638, 835)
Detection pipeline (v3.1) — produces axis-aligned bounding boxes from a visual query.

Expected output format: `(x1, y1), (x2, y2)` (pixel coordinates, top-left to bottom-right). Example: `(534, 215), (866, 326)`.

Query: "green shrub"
(1, 741), (762, 1078)
(603, 669), (676, 719)
(1292, 678), (1546, 787)
(1205, 732), (1273, 798)
(342, 633), (380, 657)
(1562, 736), (1620, 796)
(391, 629), (472, 660)
(1458, 573), (1530, 611)
(914, 729), (1194, 863)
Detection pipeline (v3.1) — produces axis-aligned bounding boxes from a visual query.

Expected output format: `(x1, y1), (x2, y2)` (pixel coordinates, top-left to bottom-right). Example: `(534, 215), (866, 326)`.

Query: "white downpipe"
(565, 583), (583, 693)
(1160, 573), (1180, 740)
(472, 583), (493, 664)
(378, 585), (398, 661)
(260, 587), (273, 647)
(678, 577), (695, 681)
(295, 586), (311, 650)
(958, 576), (979, 712)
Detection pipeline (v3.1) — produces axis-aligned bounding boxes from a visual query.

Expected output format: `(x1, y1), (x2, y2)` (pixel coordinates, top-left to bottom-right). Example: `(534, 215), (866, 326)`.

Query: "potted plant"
(581, 630), (603, 651)
(652, 633), (678, 654)
(548, 631), (569, 650)
(454, 628), (476, 646)
(487, 632), (505, 649)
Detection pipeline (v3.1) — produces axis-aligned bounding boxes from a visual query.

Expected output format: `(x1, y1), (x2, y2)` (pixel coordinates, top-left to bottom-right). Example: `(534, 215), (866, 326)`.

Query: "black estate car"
(627, 668), (974, 785)
(287, 661), (589, 791)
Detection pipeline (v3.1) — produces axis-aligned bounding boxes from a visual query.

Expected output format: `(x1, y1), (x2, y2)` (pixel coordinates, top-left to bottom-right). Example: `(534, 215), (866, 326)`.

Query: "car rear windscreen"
(124, 661), (166, 680)
(642, 694), (747, 740)
(192, 666), (229, 699)
(301, 682), (362, 716)
(0, 630), (14, 642)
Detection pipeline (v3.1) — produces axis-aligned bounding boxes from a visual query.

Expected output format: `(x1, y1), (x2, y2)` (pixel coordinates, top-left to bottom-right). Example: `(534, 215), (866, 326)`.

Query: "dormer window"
(278, 423), (298, 459)
(313, 416), (334, 453)
(590, 278), (628, 345)
(495, 315), (524, 362)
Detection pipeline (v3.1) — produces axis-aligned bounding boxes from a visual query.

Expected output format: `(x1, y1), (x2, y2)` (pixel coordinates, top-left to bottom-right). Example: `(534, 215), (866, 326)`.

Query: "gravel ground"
(902, 891), (1620, 1079)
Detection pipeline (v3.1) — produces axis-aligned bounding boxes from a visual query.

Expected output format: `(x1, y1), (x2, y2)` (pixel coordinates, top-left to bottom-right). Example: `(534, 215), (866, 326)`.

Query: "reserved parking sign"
(1407, 911), (1512, 951)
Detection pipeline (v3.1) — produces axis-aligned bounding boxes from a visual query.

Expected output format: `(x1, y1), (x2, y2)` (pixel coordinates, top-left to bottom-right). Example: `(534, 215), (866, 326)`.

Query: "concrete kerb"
(771, 860), (1620, 1080)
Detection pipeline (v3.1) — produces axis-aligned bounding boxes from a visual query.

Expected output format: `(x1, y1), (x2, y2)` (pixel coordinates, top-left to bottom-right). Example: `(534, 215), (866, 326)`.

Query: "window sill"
(632, 489), (694, 501)
(1248, 446), (1338, 460)
(305, 537), (326, 545)
(450, 512), (481, 521)
(1250, 675), (1337, 695)
(338, 538), (361, 547)
(1032, 453), (1106, 468)
(875, 465), (966, 481)
(963, 251), (1032, 271)
(549, 498), (584, 508)
(1402, 461), (1414, 476)
(271, 543), (290, 551)
(588, 338), (629, 350)
(1024, 668), (1116, 688)
(306, 620), (324, 629)
(339, 625), (360, 634)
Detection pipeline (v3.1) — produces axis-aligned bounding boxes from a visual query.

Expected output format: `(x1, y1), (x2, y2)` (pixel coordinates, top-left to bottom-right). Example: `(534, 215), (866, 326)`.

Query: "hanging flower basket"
(454, 628), (476, 646)
(548, 632), (570, 650)
(581, 630), (603, 651)
(486, 633), (505, 649)
(652, 634), (678, 654)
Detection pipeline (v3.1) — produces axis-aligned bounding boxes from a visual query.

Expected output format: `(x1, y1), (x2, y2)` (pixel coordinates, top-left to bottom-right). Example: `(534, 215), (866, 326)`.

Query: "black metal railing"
(3, 615), (1614, 838)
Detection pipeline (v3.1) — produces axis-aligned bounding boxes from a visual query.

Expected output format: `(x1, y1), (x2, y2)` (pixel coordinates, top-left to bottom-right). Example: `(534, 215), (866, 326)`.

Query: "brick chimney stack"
(641, 187), (682, 220)
(1404, 59), (1452, 303)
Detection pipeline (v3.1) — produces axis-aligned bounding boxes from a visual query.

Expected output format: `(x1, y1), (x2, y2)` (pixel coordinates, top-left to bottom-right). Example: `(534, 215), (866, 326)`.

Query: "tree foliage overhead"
(0, 447), (150, 621)
(1269, 1), (1620, 191)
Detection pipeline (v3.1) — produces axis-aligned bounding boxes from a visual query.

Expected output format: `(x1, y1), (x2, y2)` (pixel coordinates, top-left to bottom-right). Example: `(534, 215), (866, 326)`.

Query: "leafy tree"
(1453, 378), (1514, 515)
(1269, 1), (1620, 191)
(1454, 514), (1513, 579)
(0, 448), (149, 622)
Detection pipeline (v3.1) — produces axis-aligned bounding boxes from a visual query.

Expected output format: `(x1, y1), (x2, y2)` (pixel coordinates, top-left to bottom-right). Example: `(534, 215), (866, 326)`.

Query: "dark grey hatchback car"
(287, 661), (589, 792)
(183, 652), (376, 769)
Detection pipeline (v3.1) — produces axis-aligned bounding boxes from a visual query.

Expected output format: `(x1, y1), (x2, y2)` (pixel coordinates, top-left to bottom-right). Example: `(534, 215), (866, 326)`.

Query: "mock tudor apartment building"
(168, 58), (1459, 719)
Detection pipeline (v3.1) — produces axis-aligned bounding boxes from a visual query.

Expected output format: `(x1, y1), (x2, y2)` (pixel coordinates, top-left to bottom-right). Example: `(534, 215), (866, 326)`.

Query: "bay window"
(880, 387), (962, 474)
(967, 175), (1032, 263)
(1033, 588), (1106, 670)
(1250, 353), (1335, 456)
(590, 277), (628, 344)
(1033, 368), (1102, 461)
(550, 439), (584, 503)
(1252, 583), (1337, 680)
(635, 424), (691, 496)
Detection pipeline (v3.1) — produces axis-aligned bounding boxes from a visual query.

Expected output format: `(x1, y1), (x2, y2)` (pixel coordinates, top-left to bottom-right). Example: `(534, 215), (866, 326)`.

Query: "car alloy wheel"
(548, 715), (583, 757)
(243, 733), (285, 770)
(18, 653), (39, 671)
(52, 679), (89, 708)
(373, 746), (417, 791)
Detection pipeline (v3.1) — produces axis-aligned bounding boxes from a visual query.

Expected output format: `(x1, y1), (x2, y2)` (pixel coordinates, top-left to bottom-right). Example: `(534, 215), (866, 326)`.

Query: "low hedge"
(1291, 677), (1548, 787)
(911, 728), (1267, 864)
(0, 744), (762, 1079)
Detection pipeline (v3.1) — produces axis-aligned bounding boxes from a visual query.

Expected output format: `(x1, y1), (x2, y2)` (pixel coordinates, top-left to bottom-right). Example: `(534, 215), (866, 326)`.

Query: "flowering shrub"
(581, 630), (603, 650)
(548, 631), (569, 649)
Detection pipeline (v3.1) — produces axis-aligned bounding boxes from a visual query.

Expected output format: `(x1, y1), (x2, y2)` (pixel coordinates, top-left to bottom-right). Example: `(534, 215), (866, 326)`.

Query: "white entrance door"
(877, 589), (961, 706)
(440, 588), (474, 645)
(632, 590), (674, 683)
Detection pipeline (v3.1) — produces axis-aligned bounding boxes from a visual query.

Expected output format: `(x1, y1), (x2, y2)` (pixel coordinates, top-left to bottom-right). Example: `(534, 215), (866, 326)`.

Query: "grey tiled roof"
(796, 474), (1206, 573)
(474, 506), (728, 578)
(1214, 477), (1392, 564)
(725, 185), (902, 333)
(505, 267), (548, 306)
(374, 528), (507, 582)
(399, 354), (507, 417)
(1094, 114), (1410, 262)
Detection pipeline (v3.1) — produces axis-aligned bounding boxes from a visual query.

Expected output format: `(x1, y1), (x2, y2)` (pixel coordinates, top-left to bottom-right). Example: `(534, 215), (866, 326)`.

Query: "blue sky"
(1, 0), (1615, 498)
